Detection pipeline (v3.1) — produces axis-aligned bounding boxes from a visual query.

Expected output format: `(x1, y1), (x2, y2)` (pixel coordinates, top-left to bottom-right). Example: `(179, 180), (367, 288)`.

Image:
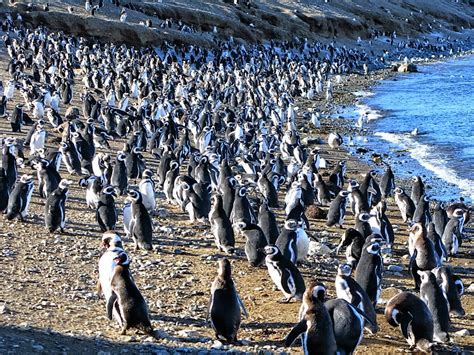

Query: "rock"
(467, 283), (474, 293)
(453, 329), (470, 337)
(32, 344), (44, 352)
(387, 265), (404, 272)
(308, 241), (332, 256)
(306, 205), (327, 219)
(211, 340), (224, 349)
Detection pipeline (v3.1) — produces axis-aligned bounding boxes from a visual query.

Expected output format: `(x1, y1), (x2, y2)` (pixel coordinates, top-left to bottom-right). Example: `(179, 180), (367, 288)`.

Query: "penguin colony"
(0, 11), (472, 353)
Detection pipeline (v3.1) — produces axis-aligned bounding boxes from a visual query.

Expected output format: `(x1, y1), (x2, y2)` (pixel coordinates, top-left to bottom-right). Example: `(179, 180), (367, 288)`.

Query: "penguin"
(295, 220), (310, 263)
(80, 175), (102, 209)
(96, 185), (118, 232)
(408, 223), (440, 290)
(411, 176), (424, 207)
(230, 186), (256, 224)
(328, 132), (343, 148)
(348, 180), (369, 216)
(326, 191), (349, 228)
(418, 270), (450, 343)
(10, 104), (24, 132)
(284, 282), (337, 355)
(441, 208), (464, 256)
(368, 200), (394, 249)
(276, 219), (299, 264)
(335, 263), (378, 334)
(127, 189), (153, 251)
(208, 259), (248, 344)
(354, 235), (383, 306)
(336, 228), (365, 269)
(219, 176), (236, 219)
(111, 151), (128, 195)
(258, 201), (279, 245)
(380, 165), (395, 198)
(97, 232), (127, 308)
(209, 194), (235, 254)
(29, 123), (46, 155)
(325, 298), (375, 354)
(60, 140), (82, 175)
(314, 173), (332, 206)
(359, 170), (381, 207)
(432, 266), (465, 317)
(264, 245), (305, 302)
(163, 160), (179, 204)
(138, 169), (156, 212)
(34, 158), (61, 199)
(122, 198), (132, 237)
(394, 187), (415, 223)
(354, 212), (373, 239)
(413, 195), (431, 226)
(385, 292), (433, 352)
(108, 252), (154, 336)
(257, 172), (279, 208)
(2, 138), (18, 192)
(44, 179), (72, 233)
(329, 160), (346, 189)
(427, 222), (447, 262)
(432, 202), (448, 237)
(184, 181), (211, 223)
(5, 174), (34, 222)
(234, 220), (267, 266)
(0, 168), (9, 212)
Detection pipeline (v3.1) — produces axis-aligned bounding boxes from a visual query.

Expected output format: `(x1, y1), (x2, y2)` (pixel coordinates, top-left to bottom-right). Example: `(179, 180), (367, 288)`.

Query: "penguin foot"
(120, 327), (127, 335)
(277, 297), (292, 304)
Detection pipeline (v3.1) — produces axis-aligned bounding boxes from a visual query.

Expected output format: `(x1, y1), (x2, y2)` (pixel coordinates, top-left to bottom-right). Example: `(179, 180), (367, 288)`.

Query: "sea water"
(351, 55), (474, 203)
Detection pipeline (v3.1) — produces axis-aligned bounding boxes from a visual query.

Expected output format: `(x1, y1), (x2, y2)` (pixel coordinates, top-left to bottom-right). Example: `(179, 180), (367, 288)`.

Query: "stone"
(387, 265), (404, 272)
(308, 241), (332, 256)
(32, 344), (44, 352)
(453, 329), (470, 337)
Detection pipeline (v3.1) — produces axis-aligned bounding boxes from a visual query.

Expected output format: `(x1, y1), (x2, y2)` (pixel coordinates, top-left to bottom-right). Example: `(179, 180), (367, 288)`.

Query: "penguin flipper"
(106, 292), (118, 320)
(284, 320), (307, 347)
(351, 303), (376, 329)
(398, 312), (414, 340)
(237, 292), (248, 318)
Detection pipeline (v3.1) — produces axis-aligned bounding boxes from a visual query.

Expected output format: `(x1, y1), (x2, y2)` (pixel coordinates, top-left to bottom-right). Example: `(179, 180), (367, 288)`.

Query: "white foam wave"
(375, 132), (474, 200)
(355, 103), (384, 121)
(353, 90), (375, 98)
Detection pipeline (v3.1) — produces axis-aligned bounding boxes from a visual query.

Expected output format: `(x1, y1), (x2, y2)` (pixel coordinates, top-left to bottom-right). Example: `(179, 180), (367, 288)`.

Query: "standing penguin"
(413, 195), (431, 226)
(441, 208), (464, 256)
(45, 179), (72, 233)
(108, 252), (154, 336)
(380, 164), (395, 198)
(354, 235), (383, 307)
(5, 174), (34, 221)
(336, 228), (365, 268)
(29, 122), (47, 155)
(385, 292), (434, 352)
(111, 151), (128, 195)
(284, 282), (337, 355)
(10, 104), (24, 132)
(258, 201), (279, 245)
(230, 186), (256, 224)
(335, 264), (378, 334)
(418, 270), (450, 343)
(138, 169), (156, 212)
(432, 266), (465, 317)
(127, 189), (153, 251)
(369, 200), (395, 249)
(326, 191), (349, 228)
(394, 187), (416, 223)
(209, 194), (235, 254)
(354, 212), (373, 239)
(427, 222), (447, 262)
(234, 220), (267, 267)
(0, 168), (9, 213)
(264, 245), (305, 303)
(408, 223), (440, 290)
(432, 202), (448, 237)
(314, 173), (332, 206)
(208, 259), (248, 344)
(96, 185), (118, 232)
(276, 219), (299, 264)
(411, 176), (425, 207)
(257, 172), (279, 208)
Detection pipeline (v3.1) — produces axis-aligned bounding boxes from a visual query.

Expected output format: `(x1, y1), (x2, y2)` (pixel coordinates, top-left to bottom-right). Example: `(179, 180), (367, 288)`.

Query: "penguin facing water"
(208, 259), (248, 344)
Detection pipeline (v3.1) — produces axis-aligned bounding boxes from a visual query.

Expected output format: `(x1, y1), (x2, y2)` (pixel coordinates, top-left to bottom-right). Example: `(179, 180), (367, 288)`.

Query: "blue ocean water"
(351, 55), (474, 203)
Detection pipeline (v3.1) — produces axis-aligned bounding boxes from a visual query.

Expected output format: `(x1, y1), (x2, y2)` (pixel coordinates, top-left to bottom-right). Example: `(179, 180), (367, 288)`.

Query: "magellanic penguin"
(108, 252), (155, 336)
(45, 179), (72, 233)
(328, 132), (343, 149)
(413, 195), (431, 227)
(432, 202), (448, 237)
(276, 219), (299, 264)
(427, 222), (447, 262)
(385, 292), (434, 352)
(354, 235), (383, 307)
(336, 228), (365, 269)
(432, 266), (465, 317)
(96, 185), (118, 232)
(284, 282), (337, 355)
(441, 208), (464, 257)
(411, 176), (425, 207)
(0, 168), (9, 213)
(209, 194), (235, 254)
(80, 175), (103, 209)
(408, 223), (440, 290)
(347, 180), (369, 216)
(257, 172), (279, 208)
(394, 187), (416, 223)
(326, 191), (349, 228)
(6, 174), (34, 222)
(208, 258), (248, 344)
(234, 220), (267, 267)
(258, 201), (279, 245)
(418, 270), (450, 343)
(127, 189), (153, 251)
(380, 164), (395, 198)
(335, 263), (378, 334)
(264, 245), (305, 303)
(368, 200), (394, 249)
(138, 169), (156, 212)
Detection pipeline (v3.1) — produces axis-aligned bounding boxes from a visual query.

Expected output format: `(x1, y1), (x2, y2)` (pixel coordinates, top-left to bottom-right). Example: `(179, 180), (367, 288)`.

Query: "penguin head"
(58, 179), (72, 190)
(263, 245), (279, 257)
(284, 219), (298, 231)
(311, 282), (327, 303)
(117, 151), (127, 161)
(339, 190), (350, 198)
(142, 169), (153, 179)
(113, 250), (130, 266)
(452, 208), (465, 218)
(101, 231), (123, 249)
(358, 212), (370, 222)
(454, 276), (465, 297)
(347, 179), (359, 191)
(369, 170), (377, 178)
(217, 258), (232, 280)
(409, 223), (425, 239)
(412, 175), (421, 183)
(102, 185), (117, 197)
(417, 270), (435, 284)
(394, 187), (404, 195)
(366, 240), (381, 255)
(19, 174), (34, 184)
(238, 186), (247, 197)
(234, 220), (247, 231)
(126, 189), (142, 202)
(337, 263), (352, 276)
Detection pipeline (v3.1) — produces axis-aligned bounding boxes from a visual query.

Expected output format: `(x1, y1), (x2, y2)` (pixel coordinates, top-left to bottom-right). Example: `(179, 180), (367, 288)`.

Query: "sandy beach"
(0, 1), (473, 354)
